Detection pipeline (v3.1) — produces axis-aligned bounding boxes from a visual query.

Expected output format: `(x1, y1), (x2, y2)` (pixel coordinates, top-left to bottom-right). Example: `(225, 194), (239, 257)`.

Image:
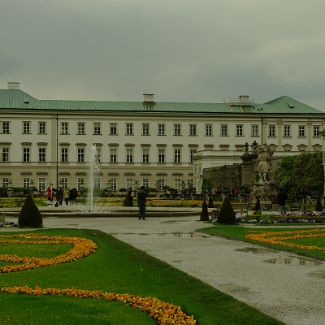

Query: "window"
(38, 178), (46, 192)
(23, 121), (31, 134)
(126, 148), (133, 163)
(236, 124), (243, 137)
(190, 148), (197, 163)
(2, 178), (9, 189)
(23, 147), (30, 162)
(38, 122), (46, 134)
(284, 125), (291, 137)
(110, 123), (117, 135)
(298, 125), (305, 137)
(126, 123), (133, 135)
(110, 148), (117, 163)
(1, 147), (9, 162)
(60, 178), (68, 190)
(38, 148), (46, 162)
(93, 122), (101, 135)
(77, 122), (85, 135)
(221, 124), (228, 137)
(313, 125), (321, 137)
(205, 124), (213, 136)
(175, 178), (182, 190)
(268, 125), (276, 137)
(174, 148), (181, 164)
(251, 124), (259, 137)
(158, 148), (165, 163)
(158, 123), (165, 136)
(77, 178), (85, 190)
(142, 123), (150, 136)
(77, 148), (85, 162)
(126, 178), (133, 189)
(110, 179), (117, 191)
(95, 147), (101, 163)
(94, 177), (101, 190)
(189, 124), (197, 136)
(1, 121), (10, 134)
(60, 122), (69, 134)
(174, 124), (181, 136)
(142, 179), (149, 188)
(142, 148), (149, 163)
(61, 148), (68, 162)
(23, 178), (31, 189)
(157, 178), (165, 190)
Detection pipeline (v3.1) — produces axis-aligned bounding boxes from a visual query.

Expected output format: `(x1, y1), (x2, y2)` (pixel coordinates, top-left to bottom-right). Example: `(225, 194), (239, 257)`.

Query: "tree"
(200, 200), (209, 221)
(275, 153), (323, 202)
(18, 194), (43, 227)
(218, 196), (236, 224)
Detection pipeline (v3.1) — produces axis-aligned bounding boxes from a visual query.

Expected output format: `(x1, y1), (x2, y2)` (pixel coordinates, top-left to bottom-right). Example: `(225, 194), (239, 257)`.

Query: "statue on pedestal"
(256, 145), (273, 184)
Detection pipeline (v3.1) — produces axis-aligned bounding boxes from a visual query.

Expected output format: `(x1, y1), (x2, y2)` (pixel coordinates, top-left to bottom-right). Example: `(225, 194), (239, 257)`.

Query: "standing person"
(277, 188), (287, 215)
(63, 188), (69, 206)
(137, 186), (147, 220)
(47, 184), (53, 206)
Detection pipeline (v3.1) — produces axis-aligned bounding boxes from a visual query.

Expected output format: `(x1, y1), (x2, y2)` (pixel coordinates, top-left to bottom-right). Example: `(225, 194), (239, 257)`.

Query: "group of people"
(123, 186), (147, 219)
(47, 185), (78, 207)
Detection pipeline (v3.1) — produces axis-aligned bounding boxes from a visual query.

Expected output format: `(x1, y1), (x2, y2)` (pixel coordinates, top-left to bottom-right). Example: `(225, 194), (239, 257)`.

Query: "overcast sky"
(1, 0), (325, 109)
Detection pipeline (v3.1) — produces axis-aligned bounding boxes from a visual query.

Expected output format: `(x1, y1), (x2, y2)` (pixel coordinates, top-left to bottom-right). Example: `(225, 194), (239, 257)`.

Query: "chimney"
(143, 93), (155, 109)
(238, 95), (249, 101)
(8, 82), (20, 89)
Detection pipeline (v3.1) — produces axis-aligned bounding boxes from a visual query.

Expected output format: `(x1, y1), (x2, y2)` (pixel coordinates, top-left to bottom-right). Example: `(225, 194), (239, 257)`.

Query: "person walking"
(47, 184), (53, 206)
(137, 186), (147, 220)
(63, 188), (69, 206)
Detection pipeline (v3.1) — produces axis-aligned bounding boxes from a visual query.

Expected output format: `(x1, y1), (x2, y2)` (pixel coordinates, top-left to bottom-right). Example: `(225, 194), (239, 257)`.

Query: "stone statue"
(256, 145), (273, 184)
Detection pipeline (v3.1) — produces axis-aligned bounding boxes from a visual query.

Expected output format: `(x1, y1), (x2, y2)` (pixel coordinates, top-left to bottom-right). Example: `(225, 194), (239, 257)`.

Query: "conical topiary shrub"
(18, 194), (43, 227)
(218, 196), (236, 224)
(200, 200), (209, 221)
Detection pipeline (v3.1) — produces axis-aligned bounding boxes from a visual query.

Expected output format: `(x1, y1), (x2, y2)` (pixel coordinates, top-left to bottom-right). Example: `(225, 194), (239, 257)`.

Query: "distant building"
(0, 82), (324, 194)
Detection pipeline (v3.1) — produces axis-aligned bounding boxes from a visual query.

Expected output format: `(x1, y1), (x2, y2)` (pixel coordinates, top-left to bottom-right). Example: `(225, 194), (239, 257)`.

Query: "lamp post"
(320, 131), (325, 204)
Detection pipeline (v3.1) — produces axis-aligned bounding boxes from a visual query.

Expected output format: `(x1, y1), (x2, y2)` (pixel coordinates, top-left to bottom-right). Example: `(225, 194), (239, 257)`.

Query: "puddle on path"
(236, 247), (274, 254)
(309, 271), (325, 279)
(161, 220), (192, 223)
(264, 256), (321, 266)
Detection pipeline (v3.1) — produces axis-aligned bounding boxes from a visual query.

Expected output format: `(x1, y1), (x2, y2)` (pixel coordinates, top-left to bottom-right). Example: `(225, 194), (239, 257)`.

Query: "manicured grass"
(197, 225), (325, 260)
(0, 229), (282, 324)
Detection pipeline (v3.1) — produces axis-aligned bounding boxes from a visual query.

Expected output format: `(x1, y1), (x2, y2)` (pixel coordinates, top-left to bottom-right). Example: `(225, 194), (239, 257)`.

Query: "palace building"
(0, 82), (324, 194)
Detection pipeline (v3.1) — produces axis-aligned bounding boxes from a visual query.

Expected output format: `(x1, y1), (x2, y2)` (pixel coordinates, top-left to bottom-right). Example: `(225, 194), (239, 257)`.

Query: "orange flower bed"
(245, 229), (325, 251)
(1, 286), (196, 324)
(0, 233), (97, 274)
(0, 233), (197, 324)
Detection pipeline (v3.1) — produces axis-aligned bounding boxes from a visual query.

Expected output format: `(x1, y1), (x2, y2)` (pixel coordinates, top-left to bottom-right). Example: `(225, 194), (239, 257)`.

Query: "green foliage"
(275, 153), (323, 202)
(218, 196), (236, 224)
(200, 200), (209, 221)
(0, 229), (280, 325)
(18, 194), (43, 228)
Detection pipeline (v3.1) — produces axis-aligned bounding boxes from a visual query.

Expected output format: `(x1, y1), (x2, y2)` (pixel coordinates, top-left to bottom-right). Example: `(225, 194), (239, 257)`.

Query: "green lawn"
(0, 229), (282, 324)
(197, 225), (325, 260)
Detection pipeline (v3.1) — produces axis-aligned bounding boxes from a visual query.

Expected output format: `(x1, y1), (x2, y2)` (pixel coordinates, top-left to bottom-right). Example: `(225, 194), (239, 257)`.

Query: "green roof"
(0, 89), (323, 115)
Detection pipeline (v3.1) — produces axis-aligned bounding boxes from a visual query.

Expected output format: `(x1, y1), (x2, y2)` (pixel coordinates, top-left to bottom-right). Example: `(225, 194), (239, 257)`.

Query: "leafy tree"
(18, 194), (43, 227)
(275, 153), (323, 202)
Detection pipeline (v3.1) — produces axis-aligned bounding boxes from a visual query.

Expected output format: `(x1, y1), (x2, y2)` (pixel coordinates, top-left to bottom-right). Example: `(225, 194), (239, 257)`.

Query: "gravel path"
(3, 215), (325, 324)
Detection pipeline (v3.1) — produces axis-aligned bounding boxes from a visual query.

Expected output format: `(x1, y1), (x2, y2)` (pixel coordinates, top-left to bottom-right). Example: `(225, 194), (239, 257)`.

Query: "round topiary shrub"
(200, 200), (209, 221)
(18, 194), (43, 227)
(218, 196), (236, 224)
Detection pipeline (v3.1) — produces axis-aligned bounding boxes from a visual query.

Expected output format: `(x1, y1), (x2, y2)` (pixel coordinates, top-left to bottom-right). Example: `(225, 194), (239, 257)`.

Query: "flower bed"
(245, 229), (325, 251)
(0, 233), (197, 324)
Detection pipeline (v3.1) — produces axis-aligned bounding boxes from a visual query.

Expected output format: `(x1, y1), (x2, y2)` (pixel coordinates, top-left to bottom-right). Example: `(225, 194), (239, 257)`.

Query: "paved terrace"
(1, 206), (325, 325)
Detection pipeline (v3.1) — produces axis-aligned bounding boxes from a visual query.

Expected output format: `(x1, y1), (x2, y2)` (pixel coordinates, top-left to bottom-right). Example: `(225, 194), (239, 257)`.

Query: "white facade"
(0, 87), (324, 194)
